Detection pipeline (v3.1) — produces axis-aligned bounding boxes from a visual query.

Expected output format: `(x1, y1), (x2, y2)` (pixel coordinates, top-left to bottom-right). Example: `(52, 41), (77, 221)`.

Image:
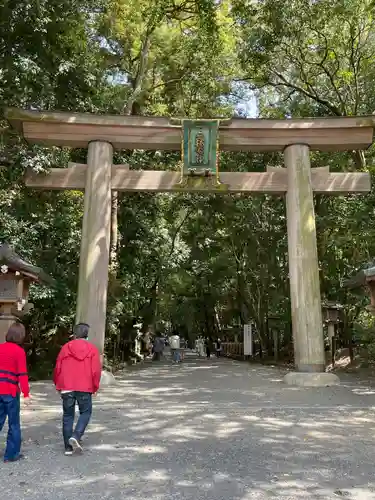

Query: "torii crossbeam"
(24, 163), (370, 194)
(5, 108), (374, 386)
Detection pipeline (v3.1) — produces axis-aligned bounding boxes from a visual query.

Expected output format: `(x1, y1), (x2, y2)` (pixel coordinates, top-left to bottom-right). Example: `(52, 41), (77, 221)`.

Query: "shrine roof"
(343, 265), (375, 289)
(0, 244), (54, 285)
(5, 108), (375, 152)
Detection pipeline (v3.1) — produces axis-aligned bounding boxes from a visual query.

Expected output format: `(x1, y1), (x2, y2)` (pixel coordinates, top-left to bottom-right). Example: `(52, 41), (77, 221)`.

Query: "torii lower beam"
(24, 164), (370, 194)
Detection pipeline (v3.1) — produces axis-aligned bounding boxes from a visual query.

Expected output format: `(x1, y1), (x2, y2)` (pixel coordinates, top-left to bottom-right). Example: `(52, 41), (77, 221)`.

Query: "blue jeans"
(0, 394), (21, 461)
(172, 349), (180, 362)
(62, 392), (92, 450)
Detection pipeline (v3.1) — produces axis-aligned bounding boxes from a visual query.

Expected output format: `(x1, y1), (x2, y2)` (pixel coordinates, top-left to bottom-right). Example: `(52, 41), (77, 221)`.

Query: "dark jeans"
(206, 348), (211, 358)
(62, 392), (92, 450)
(0, 394), (21, 461)
(153, 351), (162, 361)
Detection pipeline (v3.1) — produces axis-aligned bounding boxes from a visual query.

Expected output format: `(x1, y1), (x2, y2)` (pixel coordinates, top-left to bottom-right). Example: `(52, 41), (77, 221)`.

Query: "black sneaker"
(64, 447), (73, 456)
(68, 437), (83, 453)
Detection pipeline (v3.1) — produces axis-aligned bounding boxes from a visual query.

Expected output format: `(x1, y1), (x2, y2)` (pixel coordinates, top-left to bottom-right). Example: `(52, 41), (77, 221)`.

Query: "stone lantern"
(0, 244), (53, 342)
(322, 301), (343, 367)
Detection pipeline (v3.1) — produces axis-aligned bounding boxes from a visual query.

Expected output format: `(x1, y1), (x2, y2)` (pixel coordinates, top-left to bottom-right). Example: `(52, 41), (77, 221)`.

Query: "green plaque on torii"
(169, 117), (231, 190)
(182, 119), (219, 176)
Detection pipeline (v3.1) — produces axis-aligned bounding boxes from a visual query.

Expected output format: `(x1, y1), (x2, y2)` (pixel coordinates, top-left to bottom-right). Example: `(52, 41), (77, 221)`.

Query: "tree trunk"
(109, 34), (152, 273)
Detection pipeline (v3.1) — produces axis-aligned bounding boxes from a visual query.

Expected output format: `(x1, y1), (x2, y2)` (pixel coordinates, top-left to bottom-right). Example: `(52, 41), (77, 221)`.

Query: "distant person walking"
(169, 333), (181, 363)
(195, 337), (203, 356)
(0, 323), (30, 463)
(197, 336), (205, 357)
(215, 338), (222, 357)
(53, 323), (101, 456)
(205, 338), (211, 359)
(152, 335), (165, 361)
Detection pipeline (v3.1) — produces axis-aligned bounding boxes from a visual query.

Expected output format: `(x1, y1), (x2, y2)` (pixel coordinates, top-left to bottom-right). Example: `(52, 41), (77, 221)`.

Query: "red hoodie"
(53, 339), (101, 394)
(0, 342), (30, 398)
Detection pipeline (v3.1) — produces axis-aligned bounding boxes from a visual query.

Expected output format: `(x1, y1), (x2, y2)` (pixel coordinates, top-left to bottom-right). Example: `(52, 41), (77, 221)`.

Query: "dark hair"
(6, 323), (26, 345)
(73, 323), (90, 339)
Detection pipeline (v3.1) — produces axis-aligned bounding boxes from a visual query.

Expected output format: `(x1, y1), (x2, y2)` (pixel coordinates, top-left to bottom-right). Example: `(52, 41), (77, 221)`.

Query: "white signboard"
(243, 323), (253, 356)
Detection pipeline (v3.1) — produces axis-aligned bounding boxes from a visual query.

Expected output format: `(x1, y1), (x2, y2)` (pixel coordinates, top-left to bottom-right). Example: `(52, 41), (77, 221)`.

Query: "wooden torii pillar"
(4, 109), (374, 385)
(75, 141), (112, 353)
(284, 145), (328, 381)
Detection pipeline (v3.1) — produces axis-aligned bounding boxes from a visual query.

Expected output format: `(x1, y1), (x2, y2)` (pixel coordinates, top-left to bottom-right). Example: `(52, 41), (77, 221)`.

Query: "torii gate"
(5, 108), (373, 386)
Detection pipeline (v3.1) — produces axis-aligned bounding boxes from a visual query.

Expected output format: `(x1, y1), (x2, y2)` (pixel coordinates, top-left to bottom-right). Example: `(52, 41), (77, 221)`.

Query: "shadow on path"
(1, 356), (375, 499)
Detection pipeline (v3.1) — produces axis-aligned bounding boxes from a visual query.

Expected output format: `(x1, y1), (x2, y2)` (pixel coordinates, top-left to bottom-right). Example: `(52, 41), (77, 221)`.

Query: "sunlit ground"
(1, 353), (375, 499)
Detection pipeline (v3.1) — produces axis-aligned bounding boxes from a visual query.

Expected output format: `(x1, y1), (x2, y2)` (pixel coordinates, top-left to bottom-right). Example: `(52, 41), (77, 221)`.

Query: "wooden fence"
(221, 342), (244, 357)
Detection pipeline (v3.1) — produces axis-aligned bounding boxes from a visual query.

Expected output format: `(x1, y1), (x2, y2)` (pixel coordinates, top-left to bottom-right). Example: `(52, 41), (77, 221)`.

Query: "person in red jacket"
(0, 322), (30, 462)
(53, 323), (101, 455)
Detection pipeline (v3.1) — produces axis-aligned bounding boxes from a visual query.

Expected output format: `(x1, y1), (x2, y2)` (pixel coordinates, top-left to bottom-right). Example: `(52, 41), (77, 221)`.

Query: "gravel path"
(1, 354), (375, 499)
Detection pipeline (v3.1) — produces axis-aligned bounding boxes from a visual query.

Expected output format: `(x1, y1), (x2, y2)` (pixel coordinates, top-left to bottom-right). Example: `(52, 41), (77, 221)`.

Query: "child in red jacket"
(53, 323), (101, 455)
(0, 322), (30, 462)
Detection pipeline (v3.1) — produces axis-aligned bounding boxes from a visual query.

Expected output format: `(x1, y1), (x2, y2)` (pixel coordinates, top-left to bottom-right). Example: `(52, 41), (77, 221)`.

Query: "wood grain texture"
(285, 144), (325, 373)
(6, 107), (375, 128)
(75, 141), (112, 353)
(5, 107), (374, 152)
(25, 167), (371, 194)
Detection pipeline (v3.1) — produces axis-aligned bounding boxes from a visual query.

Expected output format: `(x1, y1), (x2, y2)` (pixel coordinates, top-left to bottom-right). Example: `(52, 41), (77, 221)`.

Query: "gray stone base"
(100, 370), (117, 387)
(284, 371), (340, 387)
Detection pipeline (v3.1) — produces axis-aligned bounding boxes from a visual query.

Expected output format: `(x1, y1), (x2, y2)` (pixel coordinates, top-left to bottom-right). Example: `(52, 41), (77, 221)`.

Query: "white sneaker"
(68, 437), (83, 453)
